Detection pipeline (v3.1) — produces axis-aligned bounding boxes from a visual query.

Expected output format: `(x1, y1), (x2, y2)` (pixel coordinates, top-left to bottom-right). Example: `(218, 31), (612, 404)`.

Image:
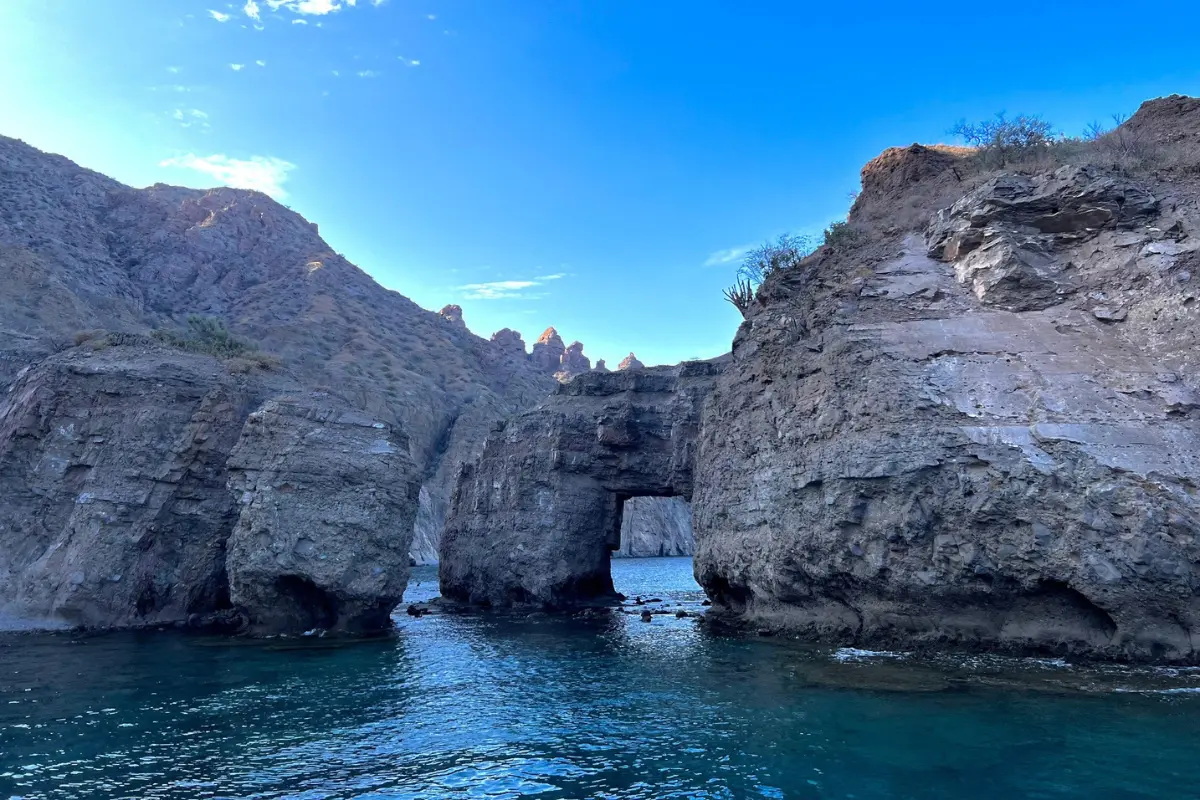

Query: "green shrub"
(949, 113), (1059, 168)
(152, 315), (266, 361)
(723, 234), (816, 317)
(823, 220), (863, 248)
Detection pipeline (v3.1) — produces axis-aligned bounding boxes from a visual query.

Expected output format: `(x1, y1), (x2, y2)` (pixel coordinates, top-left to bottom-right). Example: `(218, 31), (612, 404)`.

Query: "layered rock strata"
(694, 130), (1200, 661)
(225, 395), (421, 634)
(440, 361), (722, 607)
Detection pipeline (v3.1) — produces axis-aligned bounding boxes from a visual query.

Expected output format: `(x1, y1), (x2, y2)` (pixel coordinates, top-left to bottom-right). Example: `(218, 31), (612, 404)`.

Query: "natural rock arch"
(440, 360), (723, 607)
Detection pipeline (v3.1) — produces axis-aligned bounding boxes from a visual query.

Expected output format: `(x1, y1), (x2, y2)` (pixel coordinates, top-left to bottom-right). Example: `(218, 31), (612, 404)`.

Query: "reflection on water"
(2, 557), (1200, 799)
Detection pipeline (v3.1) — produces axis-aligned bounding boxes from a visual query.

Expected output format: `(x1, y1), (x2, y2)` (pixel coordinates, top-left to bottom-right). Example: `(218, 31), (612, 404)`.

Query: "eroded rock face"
(490, 328), (527, 359)
(225, 395), (421, 635)
(0, 345), (266, 629)
(530, 327), (566, 373)
(616, 497), (695, 558)
(561, 341), (591, 375)
(694, 137), (1200, 661)
(441, 361), (722, 607)
(618, 353), (645, 371)
(439, 304), (465, 326)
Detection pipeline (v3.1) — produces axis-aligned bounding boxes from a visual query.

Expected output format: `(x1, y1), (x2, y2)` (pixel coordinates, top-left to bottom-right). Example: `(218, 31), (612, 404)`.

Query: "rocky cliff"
(616, 497), (695, 558)
(0, 133), (556, 566)
(0, 342), (423, 634)
(442, 94), (1200, 662)
(441, 361), (722, 607)
(694, 96), (1200, 661)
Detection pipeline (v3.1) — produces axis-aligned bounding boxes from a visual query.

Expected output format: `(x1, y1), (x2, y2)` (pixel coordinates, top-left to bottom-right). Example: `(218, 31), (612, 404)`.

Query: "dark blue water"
(3, 557), (1200, 799)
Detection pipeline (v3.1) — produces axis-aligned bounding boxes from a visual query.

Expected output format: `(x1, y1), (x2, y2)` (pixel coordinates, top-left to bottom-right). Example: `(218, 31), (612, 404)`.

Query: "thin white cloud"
(535, 273), (567, 281)
(292, 18), (307, 24)
(265, 0), (354, 14)
(159, 154), (296, 199)
(426, 13), (436, 19)
(458, 275), (563, 301)
(357, 69), (381, 78)
(167, 66), (181, 74)
(230, 63), (246, 71)
(208, 10), (233, 21)
(704, 244), (753, 267)
(397, 55), (421, 67)
(244, 0), (261, 20)
(170, 109), (210, 128)
(256, 59), (267, 66)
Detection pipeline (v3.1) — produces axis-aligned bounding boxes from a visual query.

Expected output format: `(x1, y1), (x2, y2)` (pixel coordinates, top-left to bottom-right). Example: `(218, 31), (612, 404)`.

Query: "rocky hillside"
(693, 94), (1200, 661)
(0, 134), (564, 563)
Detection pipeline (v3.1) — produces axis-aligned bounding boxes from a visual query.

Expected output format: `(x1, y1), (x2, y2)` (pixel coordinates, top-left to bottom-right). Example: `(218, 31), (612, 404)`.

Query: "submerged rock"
(225, 394), (421, 635)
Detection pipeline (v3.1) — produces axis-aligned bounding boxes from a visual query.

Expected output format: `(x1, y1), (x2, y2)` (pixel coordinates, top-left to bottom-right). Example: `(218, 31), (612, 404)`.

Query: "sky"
(1, 1), (1199, 366)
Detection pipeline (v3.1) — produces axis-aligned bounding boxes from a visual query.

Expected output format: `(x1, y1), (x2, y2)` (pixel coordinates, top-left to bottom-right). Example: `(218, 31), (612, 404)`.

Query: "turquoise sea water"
(3, 557), (1200, 799)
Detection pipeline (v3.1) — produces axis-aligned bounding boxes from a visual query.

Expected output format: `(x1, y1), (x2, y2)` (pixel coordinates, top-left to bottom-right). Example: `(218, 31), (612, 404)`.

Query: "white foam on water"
(831, 647), (908, 663)
(1113, 686), (1200, 695)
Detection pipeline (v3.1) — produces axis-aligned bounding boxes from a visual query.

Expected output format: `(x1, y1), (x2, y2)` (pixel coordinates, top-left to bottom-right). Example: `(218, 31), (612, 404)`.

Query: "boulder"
(225, 394), (421, 635)
(0, 344), (266, 630)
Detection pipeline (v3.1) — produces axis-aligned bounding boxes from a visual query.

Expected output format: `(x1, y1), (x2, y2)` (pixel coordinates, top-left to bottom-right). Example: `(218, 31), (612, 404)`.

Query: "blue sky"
(2, 1), (1198, 365)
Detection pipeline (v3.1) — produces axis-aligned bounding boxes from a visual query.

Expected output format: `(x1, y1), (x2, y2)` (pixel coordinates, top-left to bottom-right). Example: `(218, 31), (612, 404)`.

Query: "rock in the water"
(441, 361), (723, 607)
(0, 344), (267, 629)
(225, 394), (421, 635)
(693, 111), (1200, 662)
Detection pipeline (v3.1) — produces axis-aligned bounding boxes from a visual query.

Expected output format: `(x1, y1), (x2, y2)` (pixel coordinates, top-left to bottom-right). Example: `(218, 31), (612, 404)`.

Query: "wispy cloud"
(159, 154), (296, 199)
(256, 59), (267, 66)
(357, 69), (381, 78)
(397, 55), (421, 67)
(265, 0), (355, 14)
(208, 9), (232, 22)
(458, 273), (565, 301)
(230, 63), (245, 71)
(244, 0), (261, 20)
(171, 109), (210, 129)
(703, 244), (753, 267)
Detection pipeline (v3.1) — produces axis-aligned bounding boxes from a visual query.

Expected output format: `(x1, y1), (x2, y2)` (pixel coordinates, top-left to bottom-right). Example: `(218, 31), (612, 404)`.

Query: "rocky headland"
(444, 95), (1200, 662)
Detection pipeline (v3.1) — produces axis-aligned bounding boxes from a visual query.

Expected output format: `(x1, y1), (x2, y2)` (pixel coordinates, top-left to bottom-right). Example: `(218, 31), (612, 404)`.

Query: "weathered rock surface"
(615, 497), (695, 558)
(0, 345), (267, 629)
(0, 133), (556, 567)
(561, 340), (591, 375)
(694, 101), (1200, 661)
(225, 395), (421, 634)
(530, 327), (567, 373)
(441, 361), (722, 607)
(618, 353), (645, 371)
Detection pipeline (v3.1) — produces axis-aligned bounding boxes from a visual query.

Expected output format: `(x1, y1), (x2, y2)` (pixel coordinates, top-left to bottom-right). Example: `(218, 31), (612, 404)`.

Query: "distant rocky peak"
(618, 353), (645, 371)
(439, 304), (465, 326)
(594, 359), (609, 372)
(536, 327), (563, 346)
(490, 328), (527, 358)
(561, 340), (590, 374)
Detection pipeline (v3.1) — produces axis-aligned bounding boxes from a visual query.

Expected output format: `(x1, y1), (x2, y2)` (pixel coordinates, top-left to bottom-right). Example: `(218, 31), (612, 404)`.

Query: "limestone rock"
(441, 361), (723, 607)
(0, 344), (269, 629)
(225, 395), (421, 635)
(618, 353), (645, 371)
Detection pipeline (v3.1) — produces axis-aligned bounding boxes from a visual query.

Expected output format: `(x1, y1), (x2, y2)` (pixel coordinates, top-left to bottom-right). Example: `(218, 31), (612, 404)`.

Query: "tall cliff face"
(693, 97), (1200, 661)
(0, 343), (424, 634)
(616, 497), (695, 558)
(0, 134), (557, 564)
